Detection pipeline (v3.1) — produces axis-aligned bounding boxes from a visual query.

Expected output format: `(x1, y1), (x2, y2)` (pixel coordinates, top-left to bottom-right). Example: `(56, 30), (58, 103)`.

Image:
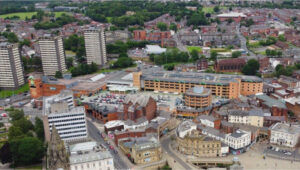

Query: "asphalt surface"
(236, 24), (256, 57)
(161, 134), (192, 170)
(87, 120), (129, 170)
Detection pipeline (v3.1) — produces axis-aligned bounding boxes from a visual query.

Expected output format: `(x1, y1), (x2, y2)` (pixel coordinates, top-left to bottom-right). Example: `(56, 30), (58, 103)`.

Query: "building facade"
(270, 123), (300, 147)
(176, 130), (222, 157)
(214, 58), (246, 73)
(133, 70), (263, 99)
(69, 141), (114, 170)
(184, 86), (212, 108)
(123, 94), (157, 121)
(0, 42), (25, 89)
(39, 35), (67, 76)
(43, 91), (88, 142)
(225, 130), (251, 150)
(84, 28), (107, 66)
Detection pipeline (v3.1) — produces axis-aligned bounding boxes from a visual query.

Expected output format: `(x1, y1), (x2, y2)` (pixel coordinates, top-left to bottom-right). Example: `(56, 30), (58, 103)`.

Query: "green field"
(0, 12), (70, 20)
(187, 46), (202, 53)
(65, 50), (76, 56)
(0, 84), (29, 99)
(211, 48), (230, 53)
(106, 17), (113, 23)
(202, 6), (227, 13)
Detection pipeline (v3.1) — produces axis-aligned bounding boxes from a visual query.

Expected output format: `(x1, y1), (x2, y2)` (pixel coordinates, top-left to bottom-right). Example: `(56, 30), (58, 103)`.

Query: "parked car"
(285, 152), (292, 155)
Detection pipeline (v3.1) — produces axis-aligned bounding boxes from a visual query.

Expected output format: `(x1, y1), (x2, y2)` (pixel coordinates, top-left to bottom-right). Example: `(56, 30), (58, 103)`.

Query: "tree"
(213, 6), (220, 13)
(119, 52), (128, 58)
(10, 137), (45, 166)
(157, 22), (168, 31)
(8, 126), (24, 141)
(278, 34), (286, 41)
(19, 39), (31, 48)
(66, 57), (73, 69)
(0, 142), (12, 164)
(227, 18), (233, 24)
(12, 117), (34, 134)
(34, 117), (44, 141)
(9, 109), (24, 122)
(112, 57), (133, 68)
(242, 59), (260, 75)
(205, 13), (211, 18)
(191, 49), (199, 61)
(232, 51), (242, 58)
(210, 51), (217, 61)
(169, 23), (177, 32)
(163, 63), (175, 71)
(55, 71), (63, 79)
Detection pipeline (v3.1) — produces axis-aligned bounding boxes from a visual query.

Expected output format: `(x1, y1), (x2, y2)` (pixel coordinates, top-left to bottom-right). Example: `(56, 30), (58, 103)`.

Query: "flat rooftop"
(141, 70), (262, 85)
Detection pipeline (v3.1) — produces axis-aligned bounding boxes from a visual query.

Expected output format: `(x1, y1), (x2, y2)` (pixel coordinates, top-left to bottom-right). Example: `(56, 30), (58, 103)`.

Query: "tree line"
(0, 108), (45, 167)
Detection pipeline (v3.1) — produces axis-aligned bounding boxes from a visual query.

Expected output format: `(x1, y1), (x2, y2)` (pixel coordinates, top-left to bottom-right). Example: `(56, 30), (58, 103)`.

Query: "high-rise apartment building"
(84, 27), (107, 66)
(43, 90), (88, 142)
(0, 42), (25, 89)
(39, 35), (67, 76)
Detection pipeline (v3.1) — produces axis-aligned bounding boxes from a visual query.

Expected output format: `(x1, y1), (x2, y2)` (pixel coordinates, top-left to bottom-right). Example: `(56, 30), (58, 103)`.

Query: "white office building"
(69, 141), (114, 170)
(39, 34), (67, 76)
(43, 90), (88, 142)
(0, 42), (24, 89)
(270, 123), (300, 147)
(84, 27), (107, 66)
(225, 130), (251, 150)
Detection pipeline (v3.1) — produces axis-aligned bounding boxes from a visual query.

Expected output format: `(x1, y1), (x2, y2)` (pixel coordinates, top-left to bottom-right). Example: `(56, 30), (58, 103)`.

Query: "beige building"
(0, 42), (24, 89)
(133, 70), (263, 99)
(119, 137), (162, 165)
(176, 129), (222, 157)
(84, 27), (107, 66)
(39, 35), (67, 76)
(228, 109), (264, 127)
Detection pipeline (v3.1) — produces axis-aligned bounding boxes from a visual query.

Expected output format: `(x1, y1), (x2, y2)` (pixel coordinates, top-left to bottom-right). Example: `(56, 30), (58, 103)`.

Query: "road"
(161, 134), (193, 170)
(86, 120), (130, 170)
(235, 24), (256, 58)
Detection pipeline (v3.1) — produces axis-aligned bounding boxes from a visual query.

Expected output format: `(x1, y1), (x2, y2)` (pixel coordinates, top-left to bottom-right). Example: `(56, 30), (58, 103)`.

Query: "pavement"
(86, 119), (131, 170)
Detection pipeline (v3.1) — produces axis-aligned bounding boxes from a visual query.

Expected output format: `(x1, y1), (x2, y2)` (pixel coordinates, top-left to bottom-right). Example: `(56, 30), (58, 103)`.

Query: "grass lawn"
(248, 42), (261, 48)
(54, 12), (70, 17)
(16, 164), (42, 170)
(187, 46), (202, 53)
(202, 7), (214, 13)
(106, 17), (113, 23)
(65, 50), (76, 56)
(211, 48), (230, 53)
(97, 64), (137, 73)
(202, 6), (227, 13)
(0, 12), (70, 20)
(0, 84), (29, 99)
(0, 12), (36, 20)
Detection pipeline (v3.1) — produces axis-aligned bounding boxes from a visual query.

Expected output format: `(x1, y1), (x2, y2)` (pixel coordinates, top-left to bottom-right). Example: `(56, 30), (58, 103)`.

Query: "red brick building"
(197, 58), (208, 70)
(133, 30), (147, 41)
(133, 30), (171, 42)
(259, 57), (269, 71)
(123, 95), (157, 121)
(214, 58), (246, 72)
(217, 12), (246, 23)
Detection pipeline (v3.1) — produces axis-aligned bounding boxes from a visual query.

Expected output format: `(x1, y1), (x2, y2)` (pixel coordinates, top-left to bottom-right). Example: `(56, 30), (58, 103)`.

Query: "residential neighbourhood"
(1, 0), (300, 170)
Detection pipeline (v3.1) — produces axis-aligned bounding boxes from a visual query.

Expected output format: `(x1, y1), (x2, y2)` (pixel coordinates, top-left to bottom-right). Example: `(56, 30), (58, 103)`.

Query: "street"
(161, 133), (193, 170)
(236, 24), (256, 58)
(86, 120), (130, 170)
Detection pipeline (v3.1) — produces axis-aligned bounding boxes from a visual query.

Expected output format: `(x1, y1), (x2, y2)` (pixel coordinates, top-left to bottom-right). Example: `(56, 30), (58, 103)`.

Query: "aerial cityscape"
(0, 0), (300, 170)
